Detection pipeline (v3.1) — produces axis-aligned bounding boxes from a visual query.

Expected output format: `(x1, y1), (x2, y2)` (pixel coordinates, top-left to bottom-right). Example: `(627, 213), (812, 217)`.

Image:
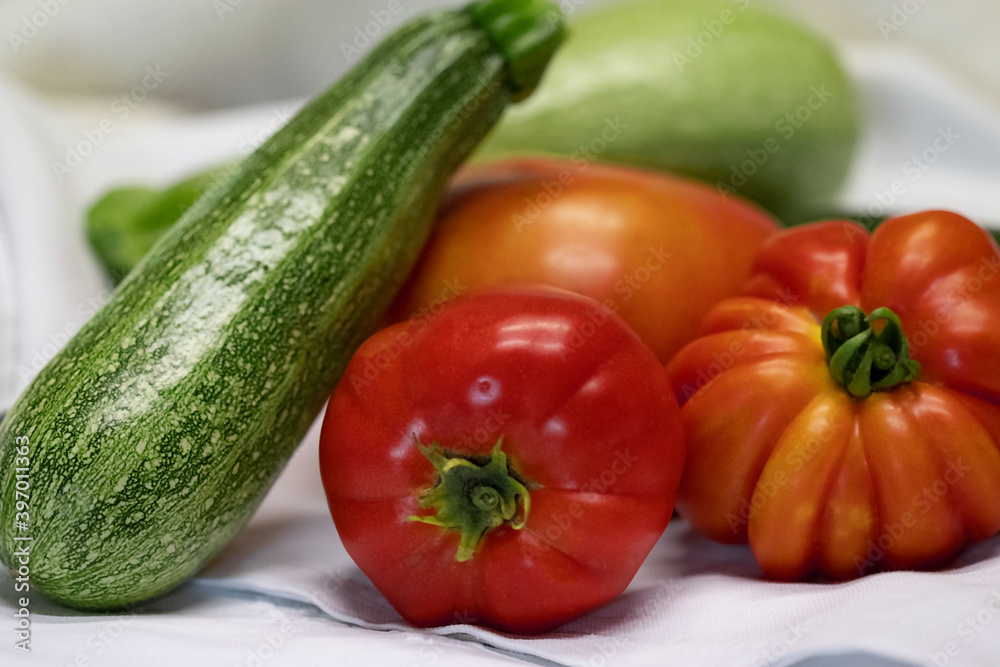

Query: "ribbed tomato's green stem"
(821, 305), (921, 398)
(409, 437), (531, 562)
(467, 0), (566, 100)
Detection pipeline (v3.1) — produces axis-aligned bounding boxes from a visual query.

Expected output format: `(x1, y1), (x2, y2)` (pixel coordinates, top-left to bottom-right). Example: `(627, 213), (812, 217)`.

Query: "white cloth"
(2, 45), (1000, 666)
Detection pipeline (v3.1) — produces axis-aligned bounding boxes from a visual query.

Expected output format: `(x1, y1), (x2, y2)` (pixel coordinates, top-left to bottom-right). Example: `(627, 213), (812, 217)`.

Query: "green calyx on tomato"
(409, 438), (532, 562)
(821, 305), (921, 398)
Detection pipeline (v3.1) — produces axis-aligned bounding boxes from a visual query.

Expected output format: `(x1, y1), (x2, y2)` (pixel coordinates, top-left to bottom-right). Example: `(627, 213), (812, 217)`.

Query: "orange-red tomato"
(666, 212), (1000, 580)
(391, 158), (778, 363)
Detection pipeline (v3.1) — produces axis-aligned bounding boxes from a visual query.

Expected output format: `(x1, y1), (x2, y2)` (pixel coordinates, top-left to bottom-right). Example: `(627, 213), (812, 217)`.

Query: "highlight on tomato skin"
(319, 285), (686, 634)
(390, 157), (779, 364)
(665, 210), (1000, 581)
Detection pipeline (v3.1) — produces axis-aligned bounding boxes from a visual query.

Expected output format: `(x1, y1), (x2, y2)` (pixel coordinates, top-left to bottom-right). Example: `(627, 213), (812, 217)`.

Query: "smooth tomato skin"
(667, 211), (1000, 580)
(390, 158), (778, 364)
(320, 286), (684, 633)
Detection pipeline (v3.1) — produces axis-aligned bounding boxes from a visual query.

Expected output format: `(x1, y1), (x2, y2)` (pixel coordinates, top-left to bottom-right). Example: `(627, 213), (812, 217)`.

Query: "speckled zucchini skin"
(0, 11), (514, 609)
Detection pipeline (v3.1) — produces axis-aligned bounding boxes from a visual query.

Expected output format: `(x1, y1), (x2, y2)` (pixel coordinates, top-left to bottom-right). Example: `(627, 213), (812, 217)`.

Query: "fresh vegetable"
(391, 158), (778, 363)
(87, 165), (234, 280)
(666, 211), (1000, 580)
(82, 0), (855, 281)
(474, 0), (859, 219)
(320, 287), (685, 633)
(0, 0), (565, 610)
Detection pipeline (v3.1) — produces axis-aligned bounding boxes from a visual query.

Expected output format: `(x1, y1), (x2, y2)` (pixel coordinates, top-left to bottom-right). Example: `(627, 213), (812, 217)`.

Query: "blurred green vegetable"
(86, 165), (233, 281)
(475, 0), (859, 220)
(86, 0), (860, 280)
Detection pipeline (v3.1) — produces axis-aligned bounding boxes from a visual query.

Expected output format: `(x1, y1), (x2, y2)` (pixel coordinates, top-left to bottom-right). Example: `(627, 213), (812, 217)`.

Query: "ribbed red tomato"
(320, 286), (684, 633)
(667, 211), (1000, 580)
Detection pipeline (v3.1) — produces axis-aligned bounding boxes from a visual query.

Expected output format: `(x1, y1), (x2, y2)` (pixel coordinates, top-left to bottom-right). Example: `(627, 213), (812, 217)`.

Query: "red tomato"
(391, 158), (778, 363)
(666, 211), (1000, 580)
(320, 286), (684, 633)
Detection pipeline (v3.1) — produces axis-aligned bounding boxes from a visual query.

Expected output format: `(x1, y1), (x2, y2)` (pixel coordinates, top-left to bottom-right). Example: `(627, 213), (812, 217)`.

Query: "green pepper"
(86, 165), (234, 281)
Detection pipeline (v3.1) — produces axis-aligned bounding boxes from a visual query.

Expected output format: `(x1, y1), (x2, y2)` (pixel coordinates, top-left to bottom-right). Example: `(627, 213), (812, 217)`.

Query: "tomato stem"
(408, 437), (531, 562)
(821, 305), (920, 398)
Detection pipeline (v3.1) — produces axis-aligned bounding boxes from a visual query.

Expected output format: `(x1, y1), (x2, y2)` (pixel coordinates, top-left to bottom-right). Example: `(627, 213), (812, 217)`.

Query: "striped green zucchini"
(0, 0), (564, 609)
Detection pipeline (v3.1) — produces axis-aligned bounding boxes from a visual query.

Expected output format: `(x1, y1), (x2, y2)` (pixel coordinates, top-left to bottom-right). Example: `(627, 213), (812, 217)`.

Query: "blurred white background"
(1, 0), (998, 111)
